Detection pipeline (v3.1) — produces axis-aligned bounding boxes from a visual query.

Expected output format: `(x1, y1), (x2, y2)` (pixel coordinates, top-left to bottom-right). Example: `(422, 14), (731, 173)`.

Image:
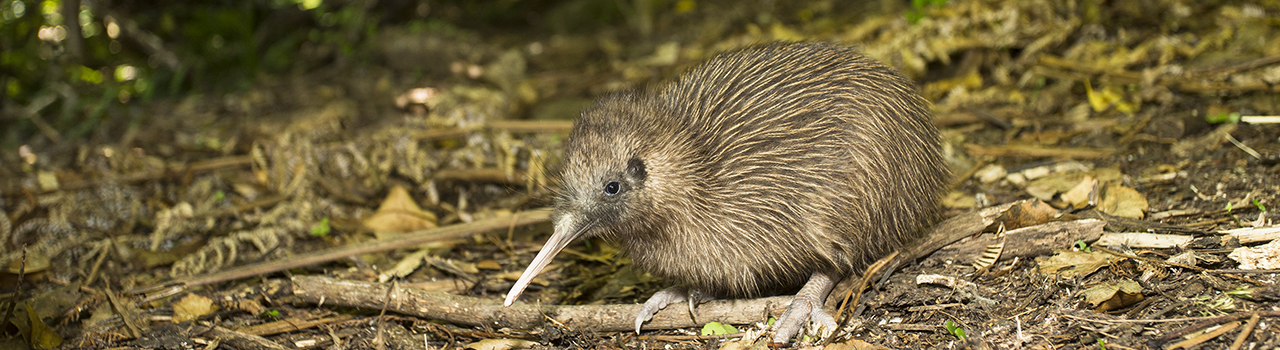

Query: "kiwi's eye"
(603, 181), (621, 196)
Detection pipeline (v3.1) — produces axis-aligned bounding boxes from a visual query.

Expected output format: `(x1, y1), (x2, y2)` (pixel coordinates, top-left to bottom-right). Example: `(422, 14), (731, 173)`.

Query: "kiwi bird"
(503, 42), (948, 344)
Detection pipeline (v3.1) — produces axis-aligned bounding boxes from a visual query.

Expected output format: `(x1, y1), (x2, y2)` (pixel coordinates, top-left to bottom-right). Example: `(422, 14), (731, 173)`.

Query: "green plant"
(907, 0), (949, 24)
(1075, 240), (1091, 253)
(945, 320), (967, 341)
(310, 217), (331, 237)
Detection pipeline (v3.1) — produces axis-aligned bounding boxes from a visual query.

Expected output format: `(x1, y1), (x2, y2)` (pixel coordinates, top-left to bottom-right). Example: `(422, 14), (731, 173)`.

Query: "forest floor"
(3, 0), (1280, 349)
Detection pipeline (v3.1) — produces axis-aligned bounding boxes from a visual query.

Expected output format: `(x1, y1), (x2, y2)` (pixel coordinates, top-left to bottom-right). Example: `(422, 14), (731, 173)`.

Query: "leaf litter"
(2, 0), (1280, 348)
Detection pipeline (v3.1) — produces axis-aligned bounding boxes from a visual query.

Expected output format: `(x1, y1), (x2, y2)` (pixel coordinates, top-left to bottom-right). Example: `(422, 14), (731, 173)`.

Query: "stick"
(291, 275), (790, 332)
(127, 209), (552, 295)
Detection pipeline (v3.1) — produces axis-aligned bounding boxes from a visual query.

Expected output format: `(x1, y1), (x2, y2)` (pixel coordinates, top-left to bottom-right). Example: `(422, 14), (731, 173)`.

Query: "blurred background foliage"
(0, 0), (901, 150)
(1, 0), (395, 149)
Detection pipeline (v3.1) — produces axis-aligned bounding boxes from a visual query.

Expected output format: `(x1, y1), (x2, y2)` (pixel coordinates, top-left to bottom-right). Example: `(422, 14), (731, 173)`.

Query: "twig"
(1036, 55), (1280, 93)
(127, 208), (552, 295)
(964, 144), (1114, 159)
(0, 246), (24, 337)
(103, 283), (143, 338)
(1228, 313), (1261, 350)
(1224, 134), (1262, 160)
(1165, 321), (1241, 350)
(234, 314), (355, 337)
(1192, 55), (1280, 77)
(410, 120), (574, 141)
(291, 275), (792, 332)
(0, 155), (253, 195)
(825, 251), (895, 346)
(434, 168), (527, 185)
(636, 332), (752, 341)
(1148, 310), (1280, 348)
(1094, 247), (1267, 286)
(1241, 116), (1280, 124)
(199, 325), (288, 350)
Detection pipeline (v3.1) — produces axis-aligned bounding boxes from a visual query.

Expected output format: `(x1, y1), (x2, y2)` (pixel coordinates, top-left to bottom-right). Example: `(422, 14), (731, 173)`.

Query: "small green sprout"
(1253, 199), (1266, 212)
(907, 0), (949, 24)
(1206, 111), (1241, 124)
(1075, 240), (1091, 253)
(1098, 339), (1107, 350)
(700, 321), (738, 336)
(214, 190), (225, 202)
(945, 320), (968, 341)
(310, 217), (331, 237)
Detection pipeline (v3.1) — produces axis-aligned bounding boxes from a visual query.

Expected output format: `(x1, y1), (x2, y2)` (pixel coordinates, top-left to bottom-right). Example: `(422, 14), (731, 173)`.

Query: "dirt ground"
(3, 0), (1280, 349)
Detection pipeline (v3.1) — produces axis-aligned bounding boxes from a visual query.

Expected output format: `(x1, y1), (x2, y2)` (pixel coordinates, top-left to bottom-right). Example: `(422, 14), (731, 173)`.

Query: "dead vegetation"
(2, 0), (1279, 349)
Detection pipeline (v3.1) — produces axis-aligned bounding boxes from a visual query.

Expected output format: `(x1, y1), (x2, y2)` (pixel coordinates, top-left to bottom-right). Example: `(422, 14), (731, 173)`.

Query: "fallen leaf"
(1085, 80), (1138, 114)
(943, 190), (977, 209)
(975, 164), (1007, 184)
(1229, 239), (1280, 270)
(1025, 168), (1120, 205)
(1036, 250), (1120, 278)
(1081, 280), (1144, 312)
(363, 186), (438, 233)
(1095, 232), (1193, 249)
(701, 321), (739, 336)
(993, 199), (1058, 231)
(476, 259), (502, 270)
(1060, 176), (1097, 209)
(172, 294), (217, 323)
(25, 302), (62, 349)
(464, 338), (536, 350)
(826, 339), (893, 350)
(1098, 183), (1148, 218)
(379, 249), (430, 282)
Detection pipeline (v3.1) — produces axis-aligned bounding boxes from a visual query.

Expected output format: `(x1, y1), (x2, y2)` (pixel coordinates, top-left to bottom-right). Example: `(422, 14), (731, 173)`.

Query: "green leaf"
(700, 322), (738, 336)
(945, 320), (967, 341)
(26, 302), (63, 349)
(1075, 240), (1091, 252)
(310, 217), (331, 236)
(1206, 111), (1241, 124)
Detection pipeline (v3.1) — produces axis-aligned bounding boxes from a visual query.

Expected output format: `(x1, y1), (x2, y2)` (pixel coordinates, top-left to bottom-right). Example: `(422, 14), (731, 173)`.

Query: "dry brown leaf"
(1060, 175), (1097, 209)
(995, 199), (1058, 231)
(826, 339), (893, 350)
(1098, 183), (1148, 219)
(1036, 250), (1120, 278)
(363, 186), (438, 233)
(465, 338), (536, 350)
(1082, 280), (1144, 312)
(172, 294), (217, 323)
(476, 259), (502, 270)
(1229, 239), (1280, 270)
(943, 190), (977, 209)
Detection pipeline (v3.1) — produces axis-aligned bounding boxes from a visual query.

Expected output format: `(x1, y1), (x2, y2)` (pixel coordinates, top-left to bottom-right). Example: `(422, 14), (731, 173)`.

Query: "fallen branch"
(199, 326), (287, 350)
(291, 275), (790, 332)
(410, 120), (573, 141)
(128, 208), (552, 295)
(1, 155), (252, 195)
(964, 144), (1114, 159)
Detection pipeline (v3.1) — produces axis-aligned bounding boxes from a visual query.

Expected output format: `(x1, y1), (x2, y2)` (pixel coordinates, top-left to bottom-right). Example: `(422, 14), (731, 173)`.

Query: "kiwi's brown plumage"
(554, 42), (949, 299)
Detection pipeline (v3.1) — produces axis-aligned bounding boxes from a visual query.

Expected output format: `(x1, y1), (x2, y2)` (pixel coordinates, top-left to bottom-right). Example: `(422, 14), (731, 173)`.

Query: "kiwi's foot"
(635, 287), (708, 333)
(771, 272), (838, 344)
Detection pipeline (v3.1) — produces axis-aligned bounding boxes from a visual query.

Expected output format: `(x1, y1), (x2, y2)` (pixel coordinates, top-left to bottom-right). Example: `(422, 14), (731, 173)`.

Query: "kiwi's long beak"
(504, 213), (588, 306)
